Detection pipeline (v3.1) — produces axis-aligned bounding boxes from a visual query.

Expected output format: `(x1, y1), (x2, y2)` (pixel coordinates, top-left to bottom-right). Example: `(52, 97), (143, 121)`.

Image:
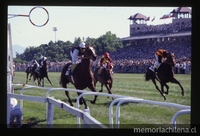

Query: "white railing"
(9, 84), (191, 129)
(7, 92), (107, 128)
(75, 92), (142, 128)
(111, 98), (190, 129)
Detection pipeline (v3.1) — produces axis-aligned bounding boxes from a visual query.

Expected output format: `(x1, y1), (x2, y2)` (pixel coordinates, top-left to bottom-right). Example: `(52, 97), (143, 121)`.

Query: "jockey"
(70, 42), (86, 64)
(154, 49), (169, 72)
(66, 42), (86, 75)
(35, 55), (47, 74)
(98, 52), (113, 75)
(38, 55), (45, 66)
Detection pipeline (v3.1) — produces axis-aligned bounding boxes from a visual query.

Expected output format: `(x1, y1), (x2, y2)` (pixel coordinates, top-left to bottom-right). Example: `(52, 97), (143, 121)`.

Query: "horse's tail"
(144, 69), (151, 81)
(59, 63), (70, 87)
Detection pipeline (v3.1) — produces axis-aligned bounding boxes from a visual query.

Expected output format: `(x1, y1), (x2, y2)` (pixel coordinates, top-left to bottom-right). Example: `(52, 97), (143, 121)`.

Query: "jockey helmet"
(104, 52), (109, 57)
(79, 42), (86, 48)
(43, 57), (47, 60)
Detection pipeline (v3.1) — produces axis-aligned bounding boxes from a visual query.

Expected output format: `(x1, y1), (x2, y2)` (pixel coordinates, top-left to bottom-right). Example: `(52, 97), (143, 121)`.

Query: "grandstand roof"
(117, 32), (191, 41)
(128, 13), (148, 20)
(171, 7), (191, 14)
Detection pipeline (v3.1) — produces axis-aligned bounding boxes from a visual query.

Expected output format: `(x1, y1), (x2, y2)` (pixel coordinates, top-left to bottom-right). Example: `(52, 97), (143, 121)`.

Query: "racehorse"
(93, 62), (114, 100)
(59, 45), (98, 109)
(34, 58), (54, 87)
(25, 64), (37, 84)
(144, 52), (184, 100)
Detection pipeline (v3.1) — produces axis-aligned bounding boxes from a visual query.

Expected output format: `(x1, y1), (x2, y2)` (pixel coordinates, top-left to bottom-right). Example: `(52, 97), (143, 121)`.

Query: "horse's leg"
(105, 83), (114, 100)
(65, 90), (73, 107)
(26, 73), (29, 84)
(45, 76), (54, 86)
(29, 73), (32, 80)
(109, 81), (114, 100)
(99, 84), (103, 92)
(42, 78), (44, 87)
(87, 85), (98, 105)
(152, 79), (166, 100)
(38, 77), (41, 86)
(76, 92), (88, 109)
(62, 81), (73, 107)
(163, 83), (169, 95)
(170, 78), (184, 96)
(33, 75), (36, 84)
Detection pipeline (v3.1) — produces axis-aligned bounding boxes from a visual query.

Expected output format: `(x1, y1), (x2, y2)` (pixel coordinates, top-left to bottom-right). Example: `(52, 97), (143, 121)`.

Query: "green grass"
(12, 72), (191, 128)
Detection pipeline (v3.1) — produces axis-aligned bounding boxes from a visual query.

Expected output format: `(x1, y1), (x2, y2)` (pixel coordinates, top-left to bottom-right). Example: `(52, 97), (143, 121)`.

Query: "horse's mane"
(163, 52), (175, 66)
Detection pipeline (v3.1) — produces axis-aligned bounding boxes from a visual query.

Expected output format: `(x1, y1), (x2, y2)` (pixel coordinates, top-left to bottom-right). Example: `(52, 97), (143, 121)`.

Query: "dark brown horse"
(25, 64), (37, 84)
(144, 52), (184, 100)
(94, 62), (114, 100)
(34, 58), (53, 87)
(59, 45), (98, 109)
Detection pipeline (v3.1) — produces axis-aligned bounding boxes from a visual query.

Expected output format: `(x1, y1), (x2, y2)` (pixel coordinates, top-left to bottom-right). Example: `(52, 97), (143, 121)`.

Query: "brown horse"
(59, 45), (98, 109)
(144, 52), (184, 100)
(93, 62), (114, 100)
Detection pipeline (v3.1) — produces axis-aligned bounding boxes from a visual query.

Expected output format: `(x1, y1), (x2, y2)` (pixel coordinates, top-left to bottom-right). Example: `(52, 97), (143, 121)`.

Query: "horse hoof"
(90, 101), (95, 104)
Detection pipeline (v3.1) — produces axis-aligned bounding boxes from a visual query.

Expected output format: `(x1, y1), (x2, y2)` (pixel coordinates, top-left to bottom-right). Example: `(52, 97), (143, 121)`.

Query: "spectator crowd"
(130, 22), (191, 36)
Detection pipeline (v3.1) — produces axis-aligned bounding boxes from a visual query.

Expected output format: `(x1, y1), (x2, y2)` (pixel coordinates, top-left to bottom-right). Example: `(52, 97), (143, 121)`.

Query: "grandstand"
(109, 7), (191, 73)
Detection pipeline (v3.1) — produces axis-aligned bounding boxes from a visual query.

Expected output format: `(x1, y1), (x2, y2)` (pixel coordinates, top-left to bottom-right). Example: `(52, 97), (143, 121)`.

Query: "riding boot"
(66, 65), (71, 75)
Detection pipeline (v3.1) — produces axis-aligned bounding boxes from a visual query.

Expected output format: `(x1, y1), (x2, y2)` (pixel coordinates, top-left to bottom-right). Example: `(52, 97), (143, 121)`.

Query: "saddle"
(97, 67), (104, 76)
(97, 66), (113, 76)
(65, 63), (78, 75)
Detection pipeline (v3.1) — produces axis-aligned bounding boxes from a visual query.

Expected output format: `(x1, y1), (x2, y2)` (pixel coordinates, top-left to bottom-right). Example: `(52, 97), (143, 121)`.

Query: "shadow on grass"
(60, 97), (140, 108)
(21, 117), (46, 128)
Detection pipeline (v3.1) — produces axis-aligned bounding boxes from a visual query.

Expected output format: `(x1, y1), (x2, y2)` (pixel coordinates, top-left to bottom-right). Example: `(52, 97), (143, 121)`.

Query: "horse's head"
(84, 45), (97, 61)
(106, 62), (113, 76)
(41, 57), (47, 68)
(166, 52), (176, 67)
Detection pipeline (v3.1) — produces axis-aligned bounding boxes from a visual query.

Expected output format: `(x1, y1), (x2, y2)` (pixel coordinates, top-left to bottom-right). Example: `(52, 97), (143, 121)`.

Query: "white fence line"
(9, 84), (191, 129)
(76, 92), (143, 128)
(7, 93), (107, 128)
(114, 98), (191, 129)
(109, 97), (143, 128)
(171, 109), (191, 129)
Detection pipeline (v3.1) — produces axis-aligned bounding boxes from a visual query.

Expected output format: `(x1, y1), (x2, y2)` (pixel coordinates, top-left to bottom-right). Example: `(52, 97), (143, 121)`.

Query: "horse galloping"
(94, 62), (114, 100)
(144, 52), (184, 100)
(25, 64), (37, 84)
(34, 58), (54, 87)
(59, 45), (98, 109)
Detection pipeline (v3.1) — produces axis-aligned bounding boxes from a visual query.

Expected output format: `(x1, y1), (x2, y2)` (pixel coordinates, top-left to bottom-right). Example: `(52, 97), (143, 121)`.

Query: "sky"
(7, 6), (190, 48)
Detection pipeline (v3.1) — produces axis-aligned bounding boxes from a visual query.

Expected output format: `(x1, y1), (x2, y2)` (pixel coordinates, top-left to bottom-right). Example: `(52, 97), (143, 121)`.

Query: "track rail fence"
(7, 84), (191, 129)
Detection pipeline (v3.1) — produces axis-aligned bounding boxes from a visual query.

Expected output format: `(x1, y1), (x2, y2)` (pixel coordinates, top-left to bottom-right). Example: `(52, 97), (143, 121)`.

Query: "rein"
(81, 56), (91, 60)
